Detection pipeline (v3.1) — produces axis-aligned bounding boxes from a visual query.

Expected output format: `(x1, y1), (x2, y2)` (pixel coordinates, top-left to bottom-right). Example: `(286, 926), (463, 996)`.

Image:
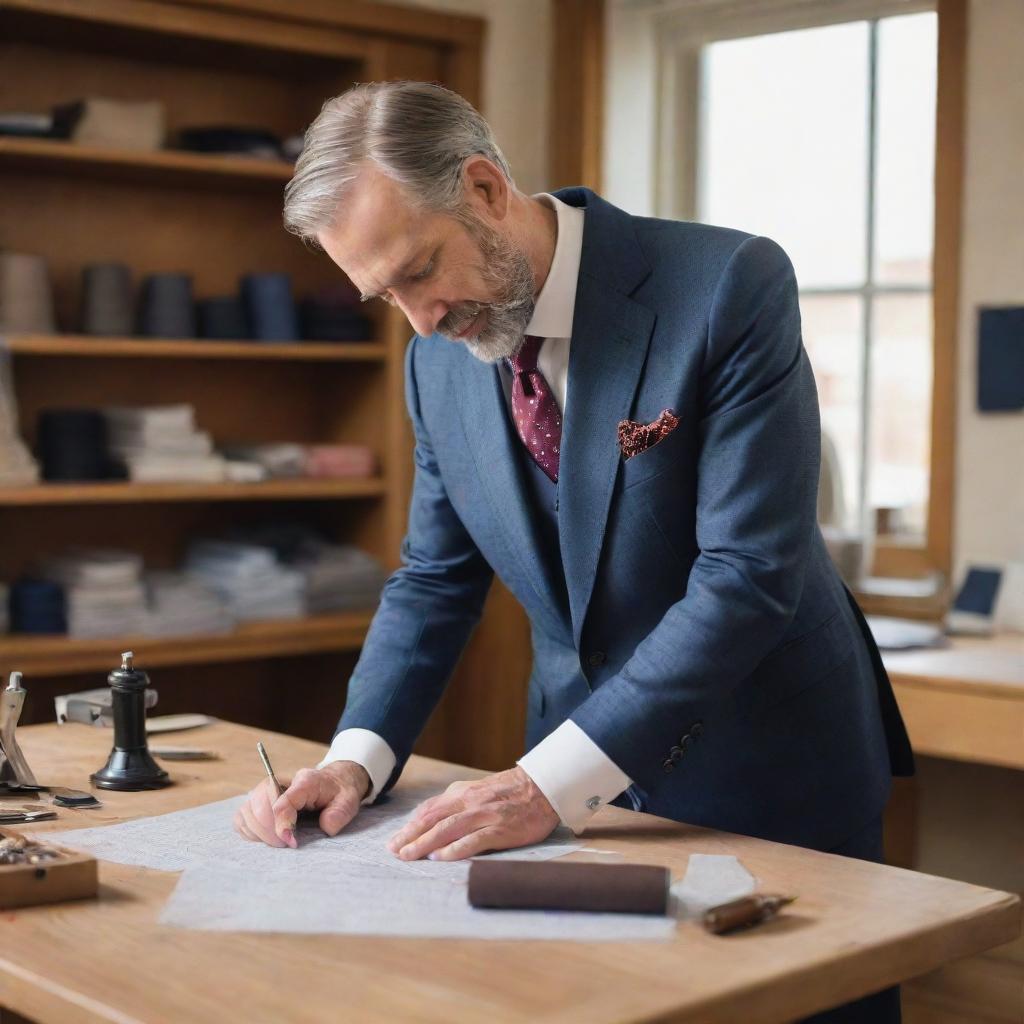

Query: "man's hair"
(283, 80), (514, 249)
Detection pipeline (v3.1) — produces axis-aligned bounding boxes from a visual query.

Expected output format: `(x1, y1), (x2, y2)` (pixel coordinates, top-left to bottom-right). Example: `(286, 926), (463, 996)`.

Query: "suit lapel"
(554, 187), (656, 649)
(557, 278), (656, 648)
(456, 355), (568, 628)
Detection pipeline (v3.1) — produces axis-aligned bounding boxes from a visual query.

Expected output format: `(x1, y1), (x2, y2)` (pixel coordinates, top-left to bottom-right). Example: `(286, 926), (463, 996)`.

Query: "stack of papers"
(40, 548), (147, 638)
(185, 540), (304, 621)
(143, 571), (234, 637)
(104, 404), (227, 483)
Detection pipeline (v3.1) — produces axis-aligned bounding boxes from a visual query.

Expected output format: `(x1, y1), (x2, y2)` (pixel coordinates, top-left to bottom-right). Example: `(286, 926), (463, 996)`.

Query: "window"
(696, 12), (938, 543)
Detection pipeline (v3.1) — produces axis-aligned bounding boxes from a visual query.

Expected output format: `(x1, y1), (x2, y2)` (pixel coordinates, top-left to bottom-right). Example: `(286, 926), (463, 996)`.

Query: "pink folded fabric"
(304, 444), (376, 478)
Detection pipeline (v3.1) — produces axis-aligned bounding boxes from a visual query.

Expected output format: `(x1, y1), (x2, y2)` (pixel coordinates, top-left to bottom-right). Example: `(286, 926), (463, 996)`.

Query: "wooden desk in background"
(884, 632), (1024, 771)
(1, 721), (1020, 1024)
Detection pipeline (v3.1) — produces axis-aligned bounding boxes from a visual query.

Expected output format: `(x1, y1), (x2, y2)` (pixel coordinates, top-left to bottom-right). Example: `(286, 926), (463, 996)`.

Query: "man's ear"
(462, 156), (509, 223)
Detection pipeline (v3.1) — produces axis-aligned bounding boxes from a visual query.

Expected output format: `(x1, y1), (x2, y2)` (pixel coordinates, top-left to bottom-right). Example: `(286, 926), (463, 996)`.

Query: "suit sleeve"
(569, 234), (822, 794)
(333, 334), (495, 799)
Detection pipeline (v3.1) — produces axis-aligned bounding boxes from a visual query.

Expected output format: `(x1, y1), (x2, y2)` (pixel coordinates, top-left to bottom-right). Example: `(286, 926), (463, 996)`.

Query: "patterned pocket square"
(617, 408), (680, 460)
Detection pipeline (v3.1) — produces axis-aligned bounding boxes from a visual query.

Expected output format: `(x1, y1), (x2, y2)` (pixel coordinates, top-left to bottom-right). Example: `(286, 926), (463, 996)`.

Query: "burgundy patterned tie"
(508, 334), (562, 483)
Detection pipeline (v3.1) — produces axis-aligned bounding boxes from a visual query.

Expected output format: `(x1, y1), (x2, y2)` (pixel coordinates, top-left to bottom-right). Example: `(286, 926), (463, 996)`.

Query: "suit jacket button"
(670, 747), (684, 762)
(677, 735), (694, 750)
(691, 721), (704, 737)
(587, 651), (606, 668)
(662, 759), (675, 773)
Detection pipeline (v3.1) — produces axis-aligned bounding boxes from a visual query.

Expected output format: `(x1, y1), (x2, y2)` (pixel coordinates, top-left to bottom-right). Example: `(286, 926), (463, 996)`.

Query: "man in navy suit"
(236, 81), (912, 1021)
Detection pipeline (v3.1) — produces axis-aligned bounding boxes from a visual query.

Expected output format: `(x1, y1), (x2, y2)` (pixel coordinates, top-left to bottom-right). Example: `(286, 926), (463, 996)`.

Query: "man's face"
(317, 167), (535, 363)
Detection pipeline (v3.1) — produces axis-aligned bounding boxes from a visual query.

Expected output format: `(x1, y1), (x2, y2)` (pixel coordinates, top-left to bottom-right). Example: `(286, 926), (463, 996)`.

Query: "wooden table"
(884, 632), (1024, 770)
(1, 721), (1020, 1024)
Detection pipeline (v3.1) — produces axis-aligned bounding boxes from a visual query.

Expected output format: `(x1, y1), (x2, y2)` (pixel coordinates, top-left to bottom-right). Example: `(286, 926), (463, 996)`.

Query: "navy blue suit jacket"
(337, 186), (913, 852)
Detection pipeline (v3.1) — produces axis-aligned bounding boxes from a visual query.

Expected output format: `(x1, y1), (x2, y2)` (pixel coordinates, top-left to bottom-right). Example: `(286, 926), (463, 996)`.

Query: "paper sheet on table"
(670, 853), (756, 918)
(159, 861), (678, 941)
(40, 790), (752, 941)
(32, 783), (584, 884)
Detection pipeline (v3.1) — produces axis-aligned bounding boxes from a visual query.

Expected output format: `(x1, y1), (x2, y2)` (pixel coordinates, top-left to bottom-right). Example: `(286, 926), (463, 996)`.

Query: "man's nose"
(401, 298), (449, 339)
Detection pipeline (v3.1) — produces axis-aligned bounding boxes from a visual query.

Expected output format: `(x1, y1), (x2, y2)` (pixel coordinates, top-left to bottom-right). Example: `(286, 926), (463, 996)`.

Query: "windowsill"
(854, 572), (948, 622)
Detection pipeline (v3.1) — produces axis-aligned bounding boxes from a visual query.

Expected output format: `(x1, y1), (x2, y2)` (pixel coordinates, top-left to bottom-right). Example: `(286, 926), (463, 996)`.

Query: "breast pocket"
(620, 419), (687, 491)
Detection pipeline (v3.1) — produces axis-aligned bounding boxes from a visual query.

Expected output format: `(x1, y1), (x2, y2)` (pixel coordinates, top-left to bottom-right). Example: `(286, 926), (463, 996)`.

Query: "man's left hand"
(387, 766), (560, 861)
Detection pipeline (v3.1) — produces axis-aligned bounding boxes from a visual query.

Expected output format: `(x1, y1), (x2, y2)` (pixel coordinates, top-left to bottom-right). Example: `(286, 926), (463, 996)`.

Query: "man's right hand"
(232, 760), (371, 849)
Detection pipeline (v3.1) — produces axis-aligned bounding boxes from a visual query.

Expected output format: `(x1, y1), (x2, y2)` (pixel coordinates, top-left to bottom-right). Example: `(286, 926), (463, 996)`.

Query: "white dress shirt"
(319, 192), (633, 833)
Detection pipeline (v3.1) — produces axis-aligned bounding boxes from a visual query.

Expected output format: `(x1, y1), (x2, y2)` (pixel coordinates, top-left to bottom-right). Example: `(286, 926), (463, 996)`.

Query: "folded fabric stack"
(220, 442), (376, 480)
(304, 445), (377, 479)
(219, 443), (306, 479)
(0, 348), (39, 486)
(300, 284), (374, 342)
(295, 544), (387, 613)
(103, 404), (227, 483)
(184, 540), (304, 622)
(143, 571), (234, 638)
(52, 97), (165, 151)
(225, 523), (387, 614)
(39, 548), (147, 638)
(8, 578), (65, 634)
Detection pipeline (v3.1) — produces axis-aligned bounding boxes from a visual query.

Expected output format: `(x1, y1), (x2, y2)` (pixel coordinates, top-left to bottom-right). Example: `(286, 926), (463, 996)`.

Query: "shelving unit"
(0, 0), (483, 739)
(6, 334), (387, 362)
(0, 135), (294, 188)
(0, 478), (387, 506)
(0, 610), (375, 676)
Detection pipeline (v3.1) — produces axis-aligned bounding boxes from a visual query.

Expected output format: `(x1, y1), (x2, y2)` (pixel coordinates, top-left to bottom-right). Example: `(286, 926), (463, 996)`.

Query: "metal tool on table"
(0, 671), (37, 787)
(91, 652), (170, 791)
(55, 685), (158, 727)
(0, 806), (58, 824)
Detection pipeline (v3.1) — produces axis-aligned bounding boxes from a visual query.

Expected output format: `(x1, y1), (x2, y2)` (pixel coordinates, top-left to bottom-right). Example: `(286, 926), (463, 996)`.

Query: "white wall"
(952, 0), (1024, 580)
(369, 0), (552, 198)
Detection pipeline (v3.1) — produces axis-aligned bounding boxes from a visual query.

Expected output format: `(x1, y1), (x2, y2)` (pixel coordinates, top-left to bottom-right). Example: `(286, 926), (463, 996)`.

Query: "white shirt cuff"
(317, 728), (396, 804)
(517, 720), (632, 834)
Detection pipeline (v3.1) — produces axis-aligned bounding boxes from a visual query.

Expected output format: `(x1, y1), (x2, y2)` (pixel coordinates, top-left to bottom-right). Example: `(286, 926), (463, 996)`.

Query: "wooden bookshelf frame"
(0, 0), (483, 737)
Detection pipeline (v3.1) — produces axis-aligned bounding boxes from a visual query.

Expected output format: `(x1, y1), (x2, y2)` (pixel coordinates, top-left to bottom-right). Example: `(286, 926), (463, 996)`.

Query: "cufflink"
(586, 795), (601, 811)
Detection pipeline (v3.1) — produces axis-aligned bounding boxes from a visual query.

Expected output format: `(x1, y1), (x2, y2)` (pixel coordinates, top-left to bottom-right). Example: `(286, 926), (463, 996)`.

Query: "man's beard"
(436, 210), (536, 364)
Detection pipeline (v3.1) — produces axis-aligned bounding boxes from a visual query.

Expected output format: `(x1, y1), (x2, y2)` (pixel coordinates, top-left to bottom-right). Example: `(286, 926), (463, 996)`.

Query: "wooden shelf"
(0, 136), (293, 189)
(0, 478), (386, 506)
(0, 610), (376, 676)
(5, 334), (385, 362)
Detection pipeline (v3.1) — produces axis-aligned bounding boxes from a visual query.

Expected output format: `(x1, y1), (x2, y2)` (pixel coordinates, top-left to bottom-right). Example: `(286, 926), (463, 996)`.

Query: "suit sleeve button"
(661, 759), (675, 773)
(691, 722), (704, 737)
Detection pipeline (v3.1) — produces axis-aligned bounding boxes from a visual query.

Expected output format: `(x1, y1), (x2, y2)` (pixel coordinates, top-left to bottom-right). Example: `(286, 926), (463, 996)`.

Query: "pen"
(257, 740), (297, 848)
(256, 740), (284, 799)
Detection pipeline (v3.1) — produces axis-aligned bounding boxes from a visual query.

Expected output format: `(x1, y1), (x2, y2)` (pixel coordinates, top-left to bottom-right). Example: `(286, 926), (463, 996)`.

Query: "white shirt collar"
(524, 192), (584, 340)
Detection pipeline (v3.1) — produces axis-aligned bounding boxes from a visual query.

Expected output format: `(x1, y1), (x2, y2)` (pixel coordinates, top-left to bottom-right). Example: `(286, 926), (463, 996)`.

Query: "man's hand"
(232, 760), (370, 849)
(386, 766), (560, 862)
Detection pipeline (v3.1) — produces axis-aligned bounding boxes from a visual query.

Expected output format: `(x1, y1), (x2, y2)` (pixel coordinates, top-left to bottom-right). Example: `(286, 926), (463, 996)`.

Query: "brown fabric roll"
(468, 860), (670, 915)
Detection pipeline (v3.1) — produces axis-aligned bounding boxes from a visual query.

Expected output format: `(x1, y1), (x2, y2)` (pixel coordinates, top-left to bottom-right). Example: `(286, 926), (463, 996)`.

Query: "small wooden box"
(0, 829), (98, 910)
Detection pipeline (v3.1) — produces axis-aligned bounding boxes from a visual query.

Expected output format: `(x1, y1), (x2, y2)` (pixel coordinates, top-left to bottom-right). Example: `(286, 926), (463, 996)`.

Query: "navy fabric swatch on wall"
(977, 306), (1024, 412)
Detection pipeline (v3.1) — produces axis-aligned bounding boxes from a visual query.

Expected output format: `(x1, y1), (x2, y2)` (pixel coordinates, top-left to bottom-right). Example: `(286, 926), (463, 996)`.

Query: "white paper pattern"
(39, 792), (753, 941)
(670, 853), (756, 918)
